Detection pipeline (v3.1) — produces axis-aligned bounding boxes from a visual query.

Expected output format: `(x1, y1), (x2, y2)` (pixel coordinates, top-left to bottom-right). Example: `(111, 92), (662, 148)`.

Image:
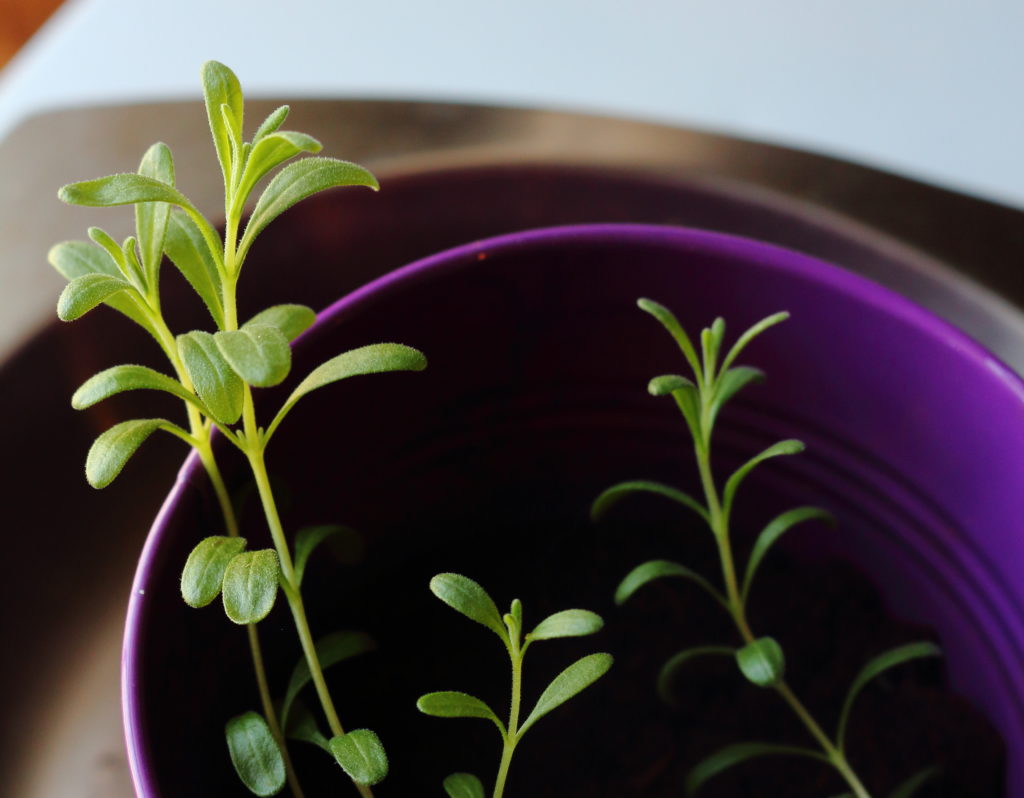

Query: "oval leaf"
(237, 130), (323, 204)
(58, 172), (193, 210)
(281, 630), (376, 724)
(636, 297), (703, 379)
(239, 157), (379, 259)
(49, 241), (154, 329)
(86, 418), (184, 488)
(735, 637), (785, 688)
(657, 646), (735, 704)
(648, 374), (694, 396)
(329, 729), (388, 786)
(164, 210), (225, 328)
(722, 439), (805, 519)
(615, 559), (724, 608)
(429, 573), (507, 642)
(178, 330), (244, 425)
(527, 609), (604, 641)
(519, 652), (613, 737)
(686, 741), (823, 796)
(591, 480), (709, 525)
(215, 324), (292, 387)
(742, 507), (833, 603)
(245, 304), (316, 342)
(72, 364), (203, 411)
(443, 772), (485, 798)
(416, 691), (504, 731)
(266, 343), (426, 441)
(202, 60), (244, 184)
(135, 142), (175, 285)
(222, 550), (280, 624)
(225, 712), (285, 797)
(181, 536), (247, 608)
(837, 641), (942, 750)
(57, 273), (132, 321)
(714, 366), (764, 408)
(253, 105), (290, 143)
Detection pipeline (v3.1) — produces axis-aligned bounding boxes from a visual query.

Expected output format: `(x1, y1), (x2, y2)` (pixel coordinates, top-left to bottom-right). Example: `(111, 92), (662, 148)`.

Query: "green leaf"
(429, 573), (508, 642)
(266, 343), (426, 441)
(443, 772), (485, 798)
(88, 226), (130, 276)
(519, 652), (612, 737)
(201, 60), (244, 186)
(180, 536), (247, 608)
(890, 766), (940, 798)
(670, 379), (704, 441)
(686, 742), (824, 795)
(177, 331), (244, 425)
(591, 480), (709, 525)
(527, 609), (604, 641)
(49, 241), (153, 331)
(293, 524), (360, 586)
(416, 691), (505, 733)
(225, 711), (286, 797)
(615, 560), (725, 608)
(742, 507), (833, 604)
(238, 157), (379, 260)
(636, 298), (702, 381)
(135, 142), (175, 286)
(329, 729), (388, 786)
(722, 439), (805, 520)
(735, 637), (785, 687)
(164, 210), (225, 328)
(57, 273), (132, 321)
(222, 549), (280, 624)
(837, 641), (942, 751)
(86, 418), (188, 488)
(71, 364), (206, 412)
(245, 304), (316, 342)
(253, 105), (290, 143)
(283, 700), (330, 753)
(700, 321), (724, 382)
(214, 324), (292, 387)
(719, 311), (789, 373)
(657, 646), (734, 704)
(713, 366), (764, 408)
(236, 131), (323, 206)
(58, 172), (195, 210)
(281, 631), (376, 725)
(647, 374), (693, 396)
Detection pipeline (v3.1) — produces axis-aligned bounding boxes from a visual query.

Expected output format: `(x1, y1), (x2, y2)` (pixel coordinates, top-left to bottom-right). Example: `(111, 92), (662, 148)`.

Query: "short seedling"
(52, 62), (424, 797)
(418, 573), (613, 798)
(592, 298), (940, 798)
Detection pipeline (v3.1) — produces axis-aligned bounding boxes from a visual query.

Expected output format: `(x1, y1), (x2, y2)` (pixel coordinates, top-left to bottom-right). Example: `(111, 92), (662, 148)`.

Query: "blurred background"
(1, 2), (1021, 797)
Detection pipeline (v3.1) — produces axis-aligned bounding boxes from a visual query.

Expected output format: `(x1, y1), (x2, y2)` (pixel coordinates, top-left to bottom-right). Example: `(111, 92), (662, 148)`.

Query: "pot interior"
(127, 224), (1021, 796)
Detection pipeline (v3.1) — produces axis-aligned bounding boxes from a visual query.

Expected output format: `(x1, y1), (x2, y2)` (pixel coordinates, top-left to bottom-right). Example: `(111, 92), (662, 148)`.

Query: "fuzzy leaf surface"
(329, 729), (388, 786)
(245, 304), (316, 342)
(164, 210), (225, 328)
(837, 641), (941, 750)
(686, 742), (823, 795)
(281, 631), (376, 724)
(519, 653), (612, 736)
(215, 324), (291, 387)
(592, 480), (708, 524)
(86, 418), (184, 488)
(72, 364), (201, 411)
(527, 609), (604, 641)
(59, 173), (194, 210)
(443, 772), (485, 798)
(237, 131), (323, 202)
(735, 637), (785, 687)
(178, 331), (244, 425)
(239, 157), (378, 258)
(417, 692), (504, 732)
(615, 559), (724, 607)
(49, 241), (151, 328)
(253, 105), (289, 143)
(742, 507), (833, 603)
(222, 550), (279, 624)
(201, 61), (244, 185)
(181, 536), (247, 608)
(429, 573), (507, 642)
(225, 711), (286, 797)
(135, 142), (175, 286)
(58, 273), (132, 321)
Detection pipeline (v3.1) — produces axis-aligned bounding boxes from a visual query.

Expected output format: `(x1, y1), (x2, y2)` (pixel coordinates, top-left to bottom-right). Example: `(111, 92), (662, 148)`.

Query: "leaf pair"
(181, 536), (279, 624)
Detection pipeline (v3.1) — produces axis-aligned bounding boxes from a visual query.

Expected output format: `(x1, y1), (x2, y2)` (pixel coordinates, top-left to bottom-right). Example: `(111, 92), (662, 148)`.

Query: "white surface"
(1, 0), (1022, 207)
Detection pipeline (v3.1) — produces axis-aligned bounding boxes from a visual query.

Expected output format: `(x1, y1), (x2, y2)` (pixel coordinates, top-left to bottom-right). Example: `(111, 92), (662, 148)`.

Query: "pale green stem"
(493, 632), (523, 798)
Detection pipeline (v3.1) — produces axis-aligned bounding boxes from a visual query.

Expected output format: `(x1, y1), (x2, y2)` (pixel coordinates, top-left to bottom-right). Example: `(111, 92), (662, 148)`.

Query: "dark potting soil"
(273, 508), (1004, 798)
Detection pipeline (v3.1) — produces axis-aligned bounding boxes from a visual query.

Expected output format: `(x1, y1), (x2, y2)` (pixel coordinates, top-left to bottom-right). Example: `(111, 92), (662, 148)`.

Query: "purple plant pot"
(123, 224), (1022, 796)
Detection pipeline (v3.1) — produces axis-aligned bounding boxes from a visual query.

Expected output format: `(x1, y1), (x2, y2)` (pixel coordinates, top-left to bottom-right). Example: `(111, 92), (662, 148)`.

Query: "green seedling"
(53, 61), (425, 797)
(418, 574), (613, 798)
(593, 298), (940, 798)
